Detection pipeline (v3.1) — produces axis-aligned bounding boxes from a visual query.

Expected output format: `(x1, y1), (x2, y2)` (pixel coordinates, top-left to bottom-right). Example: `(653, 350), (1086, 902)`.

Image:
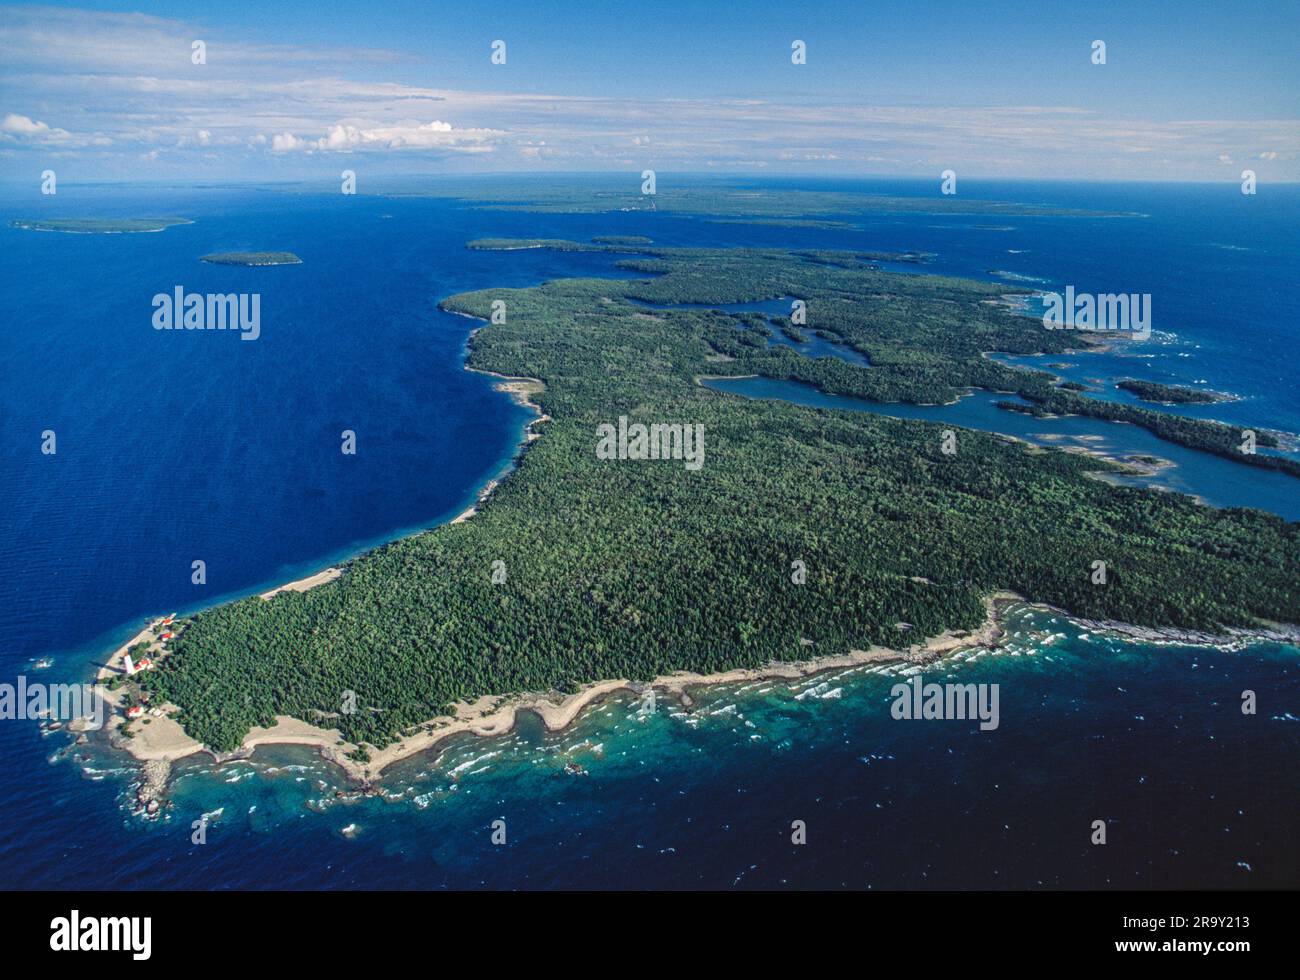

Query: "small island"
(466, 238), (582, 251)
(200, 251), (302, 266)
(1117, 379), (1225, 404)
(11, 217), (192, 234)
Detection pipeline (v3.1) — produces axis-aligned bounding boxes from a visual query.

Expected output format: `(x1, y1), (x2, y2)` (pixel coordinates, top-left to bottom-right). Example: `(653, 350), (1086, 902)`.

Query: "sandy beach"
(259, 567), (341, 598)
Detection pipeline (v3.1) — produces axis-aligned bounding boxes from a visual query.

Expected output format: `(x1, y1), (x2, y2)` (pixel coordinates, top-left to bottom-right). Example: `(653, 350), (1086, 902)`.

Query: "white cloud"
(0, 6), (1295, 180)
(271, 131), (306, 152)
(267, 120), (502, 153)
(0, 112), (110, 147)
(2, 112), (51, 135)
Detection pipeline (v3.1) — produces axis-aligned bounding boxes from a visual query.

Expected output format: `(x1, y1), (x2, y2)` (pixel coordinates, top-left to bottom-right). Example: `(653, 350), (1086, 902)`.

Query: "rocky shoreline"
(1065, 616), (1300, 650)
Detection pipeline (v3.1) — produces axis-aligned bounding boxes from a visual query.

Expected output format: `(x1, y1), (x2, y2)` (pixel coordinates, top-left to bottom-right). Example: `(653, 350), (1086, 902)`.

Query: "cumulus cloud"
(2, 113), (52, 135)
(0, 112), (110, 147)
(271, 132), (306, 153)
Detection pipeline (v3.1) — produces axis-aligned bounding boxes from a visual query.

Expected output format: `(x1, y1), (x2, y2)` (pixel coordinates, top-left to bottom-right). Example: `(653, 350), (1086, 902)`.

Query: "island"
(125, 240), (1299, 775)
(466, 238), (590, 251)
(10, 217), (192, 234)
(200, 251), (302, 266)
(1117, 379), (1225, 404)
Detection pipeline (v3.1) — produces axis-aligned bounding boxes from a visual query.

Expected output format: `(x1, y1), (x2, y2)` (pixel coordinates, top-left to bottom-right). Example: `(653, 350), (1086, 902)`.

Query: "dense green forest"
(143, 243), (1300, 754)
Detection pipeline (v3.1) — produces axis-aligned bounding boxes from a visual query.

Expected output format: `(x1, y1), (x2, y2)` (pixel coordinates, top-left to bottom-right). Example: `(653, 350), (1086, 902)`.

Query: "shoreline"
(94, 590), (1018, 786)
(92, 587), (1300, 795)
(258, 566), (341, 598)
(451, 365), (550, 523)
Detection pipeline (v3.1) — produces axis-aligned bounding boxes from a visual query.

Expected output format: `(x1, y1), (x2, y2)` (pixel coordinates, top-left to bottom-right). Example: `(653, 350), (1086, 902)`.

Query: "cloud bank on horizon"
(0, 2), (1296, 182)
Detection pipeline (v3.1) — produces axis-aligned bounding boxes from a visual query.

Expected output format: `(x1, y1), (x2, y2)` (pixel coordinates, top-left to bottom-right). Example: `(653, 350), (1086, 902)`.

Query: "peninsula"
(125, 242), (1300, 774)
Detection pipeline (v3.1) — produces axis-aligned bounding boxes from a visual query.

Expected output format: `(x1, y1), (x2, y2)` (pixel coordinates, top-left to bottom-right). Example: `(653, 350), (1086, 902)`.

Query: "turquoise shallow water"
(1, 177), (1297, 889)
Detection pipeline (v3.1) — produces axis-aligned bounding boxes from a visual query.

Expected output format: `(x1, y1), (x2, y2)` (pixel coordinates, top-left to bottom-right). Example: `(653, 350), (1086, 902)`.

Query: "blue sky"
(1, 0), (1296, 181)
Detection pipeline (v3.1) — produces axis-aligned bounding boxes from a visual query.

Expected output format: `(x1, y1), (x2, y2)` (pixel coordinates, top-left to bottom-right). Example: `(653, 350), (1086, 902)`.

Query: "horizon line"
(1, 172), (1296, 188)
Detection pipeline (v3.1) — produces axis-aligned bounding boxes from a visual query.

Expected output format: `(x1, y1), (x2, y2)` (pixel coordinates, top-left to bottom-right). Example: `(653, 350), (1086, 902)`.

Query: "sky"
(1, 0), (1297, 183)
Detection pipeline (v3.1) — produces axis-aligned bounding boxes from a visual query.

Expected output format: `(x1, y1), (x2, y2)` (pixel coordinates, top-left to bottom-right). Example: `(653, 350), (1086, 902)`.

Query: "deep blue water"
(0, 177), (1296, 890)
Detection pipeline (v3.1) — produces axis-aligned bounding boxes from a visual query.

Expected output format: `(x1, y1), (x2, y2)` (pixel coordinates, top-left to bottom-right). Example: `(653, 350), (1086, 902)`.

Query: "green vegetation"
(143, 242), (1299, 754)
(11, 217), (192, 234)
(200, 251), (302, 266)
(1117, 379), (1223, 404)
(592, 235), (654, 245)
